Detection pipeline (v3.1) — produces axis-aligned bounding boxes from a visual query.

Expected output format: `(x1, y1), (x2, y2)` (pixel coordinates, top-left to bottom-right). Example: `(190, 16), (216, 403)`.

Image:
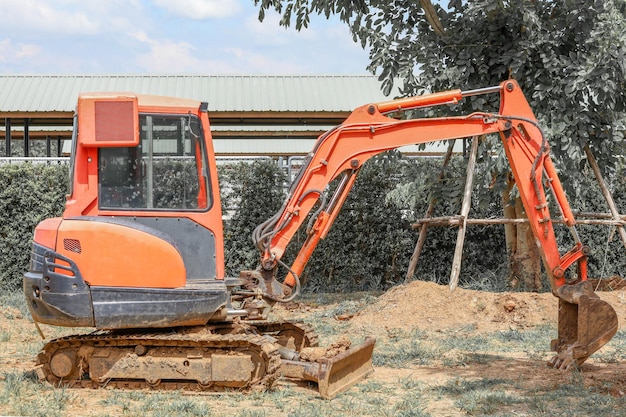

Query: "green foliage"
(219, 159), (288, 275)
(0, 371), (75, 417)
(4, 155), (626, 295)
(373, 328), (440, 367)
(554, 164), (626, 278)
(152, 160), (201, 209)
(453, 387), (524, 415)
(0, 163), (67, 291)
(298, 151), (418, 291)
(219, 153), (508, 293)
(255, 0), (626, 199)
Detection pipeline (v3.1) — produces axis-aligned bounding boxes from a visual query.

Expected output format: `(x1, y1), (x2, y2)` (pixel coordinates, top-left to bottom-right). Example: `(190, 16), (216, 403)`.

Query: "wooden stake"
(583, 144), (626, 249)
(449, 136), (479, 291)
(405, 140), (456, 283)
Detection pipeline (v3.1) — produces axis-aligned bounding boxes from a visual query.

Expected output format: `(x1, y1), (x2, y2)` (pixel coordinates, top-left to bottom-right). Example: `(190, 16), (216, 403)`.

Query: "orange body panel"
(56, 220), (186, 288)
(33, 217), (63, 251)
(77, 93), (139, 147)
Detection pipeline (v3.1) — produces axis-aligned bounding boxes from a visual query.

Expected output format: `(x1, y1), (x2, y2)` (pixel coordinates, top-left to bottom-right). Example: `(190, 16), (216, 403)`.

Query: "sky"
(0, 0), (372, 75)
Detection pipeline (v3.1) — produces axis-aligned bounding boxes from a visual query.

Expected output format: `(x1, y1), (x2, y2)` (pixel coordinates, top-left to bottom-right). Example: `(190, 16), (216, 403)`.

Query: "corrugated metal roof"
(0, 75), (397, 113)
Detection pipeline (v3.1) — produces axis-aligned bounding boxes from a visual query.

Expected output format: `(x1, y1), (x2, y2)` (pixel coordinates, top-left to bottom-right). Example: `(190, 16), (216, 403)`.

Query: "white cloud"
(131, 29), (308, 74)
(0, 38), (42, 63)
(0, 1), (370, 74)
(0, 0), (104, 35)
(133, 32), (229, 74)
(137, 40), (198, 72)
(151, 0), (242, 19)
(224, 47), (307, 73)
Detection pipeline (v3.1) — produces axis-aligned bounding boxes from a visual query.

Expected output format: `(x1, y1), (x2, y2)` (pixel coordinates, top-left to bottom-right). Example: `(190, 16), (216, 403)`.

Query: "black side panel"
(74, 216), (217, 281)
(24, 243), (95, 327)
(131, 217), (216, 281)
(91, 284), (228, 329)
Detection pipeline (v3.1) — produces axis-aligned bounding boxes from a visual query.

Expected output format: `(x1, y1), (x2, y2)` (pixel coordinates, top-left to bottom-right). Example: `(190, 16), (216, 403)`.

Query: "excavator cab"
(25, 93), (230, 329)
(98, 114), (208, 211)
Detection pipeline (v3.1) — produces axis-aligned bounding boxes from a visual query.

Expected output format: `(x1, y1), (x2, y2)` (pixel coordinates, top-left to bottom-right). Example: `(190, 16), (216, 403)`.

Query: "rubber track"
(37, 330), (282, 392)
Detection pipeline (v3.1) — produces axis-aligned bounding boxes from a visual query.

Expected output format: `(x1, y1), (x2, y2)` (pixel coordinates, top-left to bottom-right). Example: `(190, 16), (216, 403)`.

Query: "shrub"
(0, 163), (68, 290)
(3, 154), (626, 295)
(219, 159), (287, 276)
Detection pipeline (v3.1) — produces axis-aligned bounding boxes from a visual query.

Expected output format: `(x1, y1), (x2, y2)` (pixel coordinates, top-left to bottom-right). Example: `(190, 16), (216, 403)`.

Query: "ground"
(1, 280), (626, 416)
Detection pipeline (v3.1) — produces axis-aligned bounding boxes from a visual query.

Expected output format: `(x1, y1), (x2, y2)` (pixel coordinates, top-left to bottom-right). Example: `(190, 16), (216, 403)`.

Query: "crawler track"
(35, 321), (316, 392)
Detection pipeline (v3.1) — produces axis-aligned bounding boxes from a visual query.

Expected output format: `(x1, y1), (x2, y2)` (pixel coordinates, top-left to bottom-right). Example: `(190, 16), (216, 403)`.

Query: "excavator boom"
(251, 80), (617, 368)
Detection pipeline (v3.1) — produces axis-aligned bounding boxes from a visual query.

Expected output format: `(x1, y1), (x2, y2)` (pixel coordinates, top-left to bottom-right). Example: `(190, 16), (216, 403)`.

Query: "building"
(0, 75), (460, 160)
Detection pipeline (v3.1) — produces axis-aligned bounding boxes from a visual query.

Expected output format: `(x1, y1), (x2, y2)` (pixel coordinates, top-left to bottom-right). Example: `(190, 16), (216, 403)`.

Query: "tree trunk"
(502, 175), (542, 290)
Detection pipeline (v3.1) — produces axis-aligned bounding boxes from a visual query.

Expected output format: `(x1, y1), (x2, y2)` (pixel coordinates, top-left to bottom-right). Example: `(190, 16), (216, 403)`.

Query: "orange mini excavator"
(24, 80), (617, 397)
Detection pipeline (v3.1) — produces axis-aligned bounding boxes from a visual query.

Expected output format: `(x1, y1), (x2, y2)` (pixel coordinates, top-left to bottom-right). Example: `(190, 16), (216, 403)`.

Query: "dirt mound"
(350, 280), (626, 335)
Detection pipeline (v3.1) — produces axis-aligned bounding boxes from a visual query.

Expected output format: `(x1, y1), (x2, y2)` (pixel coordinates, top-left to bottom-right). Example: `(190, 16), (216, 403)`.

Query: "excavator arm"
(247, 80), (617, 369)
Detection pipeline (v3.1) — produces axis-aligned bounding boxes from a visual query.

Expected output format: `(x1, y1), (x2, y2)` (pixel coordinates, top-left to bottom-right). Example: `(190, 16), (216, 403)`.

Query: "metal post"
(24, 118), (30, 157)
(5, 118), (11, 157)
(46, 135), (51, 158)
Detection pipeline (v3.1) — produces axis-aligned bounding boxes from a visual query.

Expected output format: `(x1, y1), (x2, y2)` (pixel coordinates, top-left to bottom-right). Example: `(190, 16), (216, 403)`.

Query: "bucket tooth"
(281, 337), (376, 399)
(549, 281), (618, 370)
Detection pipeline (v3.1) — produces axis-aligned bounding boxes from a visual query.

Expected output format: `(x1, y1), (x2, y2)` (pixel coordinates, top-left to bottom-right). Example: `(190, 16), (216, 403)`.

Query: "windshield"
(97, 113), (210, 211)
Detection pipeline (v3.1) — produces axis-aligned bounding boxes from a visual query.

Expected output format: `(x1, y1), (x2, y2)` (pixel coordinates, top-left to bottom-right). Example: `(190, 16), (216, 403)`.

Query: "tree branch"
(419, 0), (446, 37)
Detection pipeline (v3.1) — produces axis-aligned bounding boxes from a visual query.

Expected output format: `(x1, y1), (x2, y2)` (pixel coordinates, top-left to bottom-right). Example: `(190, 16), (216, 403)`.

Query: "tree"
(255, 0), (626, 289)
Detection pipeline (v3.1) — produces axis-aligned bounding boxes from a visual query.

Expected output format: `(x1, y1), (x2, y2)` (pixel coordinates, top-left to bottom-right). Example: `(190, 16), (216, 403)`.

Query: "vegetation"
(254, 0), (626, 288)
(3, 156), (626, 292)
(255, 0), (626, 185)
(0, 292), (625, 416)
(0, 163), (68, 291)
(219, 159), (288, 275)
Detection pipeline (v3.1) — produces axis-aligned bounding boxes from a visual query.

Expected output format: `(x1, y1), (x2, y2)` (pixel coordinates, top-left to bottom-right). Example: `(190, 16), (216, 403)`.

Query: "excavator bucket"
(549, 281), (618, 370)
(281, 337), (376, 399)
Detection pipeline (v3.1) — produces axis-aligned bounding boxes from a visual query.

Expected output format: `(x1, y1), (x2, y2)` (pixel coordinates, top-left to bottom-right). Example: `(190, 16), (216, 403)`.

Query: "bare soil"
(347, 280), (626, 395)
(350, 280), (559, 334)
(1, 280), (626, 416)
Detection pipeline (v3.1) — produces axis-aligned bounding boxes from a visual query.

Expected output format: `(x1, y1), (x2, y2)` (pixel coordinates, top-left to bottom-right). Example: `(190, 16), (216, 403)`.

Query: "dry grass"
(1, 289), (625, 416)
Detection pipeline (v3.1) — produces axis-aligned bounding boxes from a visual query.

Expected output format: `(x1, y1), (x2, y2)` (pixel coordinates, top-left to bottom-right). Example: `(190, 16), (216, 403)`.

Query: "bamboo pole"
(573, 211), (626, 220)
(405, 140), (456, 283)
(583, 144), (626, 249)
(411, 215), (626, 229)
(449, 136), (479, 291)
(411, 216), (626, 227)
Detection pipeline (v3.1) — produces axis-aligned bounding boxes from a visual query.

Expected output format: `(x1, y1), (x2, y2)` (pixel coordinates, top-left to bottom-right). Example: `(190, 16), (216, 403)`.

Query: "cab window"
(98, 114), (210, 211)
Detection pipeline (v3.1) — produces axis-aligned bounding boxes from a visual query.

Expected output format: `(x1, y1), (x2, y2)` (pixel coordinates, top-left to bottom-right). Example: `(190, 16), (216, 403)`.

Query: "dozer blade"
(281, 337), (376, 399)
(549, 281), (618, 370)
